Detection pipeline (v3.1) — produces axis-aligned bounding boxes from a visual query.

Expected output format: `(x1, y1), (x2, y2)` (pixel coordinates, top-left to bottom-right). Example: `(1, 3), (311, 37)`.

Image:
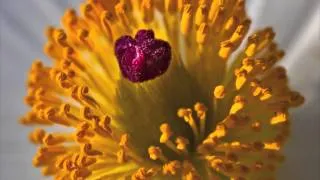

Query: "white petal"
(278, 3), (320, 179)
(0, 1), (72, 179)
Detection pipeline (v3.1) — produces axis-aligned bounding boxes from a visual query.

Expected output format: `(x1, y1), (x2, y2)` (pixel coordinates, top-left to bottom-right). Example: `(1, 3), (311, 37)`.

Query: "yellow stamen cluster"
(21, 0), (304, 179)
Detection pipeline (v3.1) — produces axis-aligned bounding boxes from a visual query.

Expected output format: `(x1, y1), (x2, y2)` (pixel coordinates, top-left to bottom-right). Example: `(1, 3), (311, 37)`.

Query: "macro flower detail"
(20, 0), (304, 180)
(115, 29), (171, 82)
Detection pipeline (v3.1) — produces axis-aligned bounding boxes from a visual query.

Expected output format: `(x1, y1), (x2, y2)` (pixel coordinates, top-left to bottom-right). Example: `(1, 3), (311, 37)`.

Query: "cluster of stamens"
(21, 0), (304, 179)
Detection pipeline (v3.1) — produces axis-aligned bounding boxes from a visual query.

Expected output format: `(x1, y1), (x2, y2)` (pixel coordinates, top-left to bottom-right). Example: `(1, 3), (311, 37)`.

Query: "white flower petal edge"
(279, 3), (320, 179)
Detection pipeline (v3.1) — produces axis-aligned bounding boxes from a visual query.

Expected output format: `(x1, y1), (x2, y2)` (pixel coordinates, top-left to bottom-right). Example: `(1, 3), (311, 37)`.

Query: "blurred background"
(0, 0), (319, 179)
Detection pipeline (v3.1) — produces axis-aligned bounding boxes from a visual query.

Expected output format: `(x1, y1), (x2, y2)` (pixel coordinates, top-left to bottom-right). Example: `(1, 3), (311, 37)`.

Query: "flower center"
(114, 29), (172, 82)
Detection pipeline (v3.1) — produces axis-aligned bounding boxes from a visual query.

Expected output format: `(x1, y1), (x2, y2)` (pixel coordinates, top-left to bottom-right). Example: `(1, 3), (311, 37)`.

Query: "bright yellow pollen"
(21, 0), (304, 179)
(214, 85), (226, 99)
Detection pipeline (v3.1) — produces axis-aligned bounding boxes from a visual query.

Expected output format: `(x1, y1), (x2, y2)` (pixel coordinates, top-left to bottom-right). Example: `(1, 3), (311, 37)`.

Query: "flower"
(20, 0), (304, 179)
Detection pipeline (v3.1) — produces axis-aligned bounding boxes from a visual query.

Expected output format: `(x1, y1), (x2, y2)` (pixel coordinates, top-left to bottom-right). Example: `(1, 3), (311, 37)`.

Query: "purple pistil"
(114, 29), (171, 82)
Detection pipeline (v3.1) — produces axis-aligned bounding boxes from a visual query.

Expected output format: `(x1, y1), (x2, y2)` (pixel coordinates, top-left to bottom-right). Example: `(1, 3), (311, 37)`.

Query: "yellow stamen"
(177, 108), (200, 140)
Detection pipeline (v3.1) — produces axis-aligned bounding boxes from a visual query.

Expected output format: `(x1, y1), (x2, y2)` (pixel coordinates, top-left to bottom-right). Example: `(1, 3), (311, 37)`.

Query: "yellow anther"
(39, 146), (66, 155)
(71, 168), (91, 179)
(76, 86), (99, 109)
(177, 108), (199, 139)
(213, 85), (226, 99)
(242, 58), (254, 66)
(78, 122), (90, 131)
(100, 11), (114, 41)
(264, 143), (280, 151)
(208, 0), (224, 22)
(62, 46), (76, 62)
(60, 103), (71, 116)
(194, 102), (207, 113)
(230, 96), (246, 114)
(62, 8), (77, 26)
(63, 159), (75, 171)
(175, 136), (189, 151)
(229, 20), (251, 45)
(194, 102), (207, 120)
(219, 41), (233, 59)
(223, 16), (238, 34)
(163, 160), (181, 175)
(92, 117), (108, 137)
(131, 168), (156, 180)
(102, 10), (116, 23)
(53, 29), (68, 47)
(97, 115), (111, 132)
(245, 38), (258, 57)
(29, 128), (46, 144)
(196, 23), (208, 44)
(235, 69), (247, 90)
(177, 108), (192, 118)
(229, 103), (244, 114)
(44, 108), (57, 120)
(180, 4), (193, 36)
(211, 6), (226, 33)
(80, 156), (97, 167)
(56, 71), (67, 81)
(118, 134), (129, 147)
(80, 106), (93, 120)
(77, 29), (89, 42)
(210, 124), (226, 139)
(160, 123), (172, 134)
(194, 102), (207, 138)
(195, 4), (208, 27)
(241, 58), (254, 73)
(57, 73), (73, 89)
(148, 146), (165, 161)
(160, 123), (173, 143)
(120, 0), (133, 11)
(270, 112), (288, 125)
(202, 135), (219, 146)
(80, 3), (95, 20)
(71, 153), (80, 166)
(260, 88), (272, 101)
(259, 28), (275, 48)
(43, 134), (67, 146)
(234, 95), (245, 103)
(181, 161), (199, 179)
(209, 157), (223, 169)
(66, 69), (75, 79)
(82, 143), (102, 156)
